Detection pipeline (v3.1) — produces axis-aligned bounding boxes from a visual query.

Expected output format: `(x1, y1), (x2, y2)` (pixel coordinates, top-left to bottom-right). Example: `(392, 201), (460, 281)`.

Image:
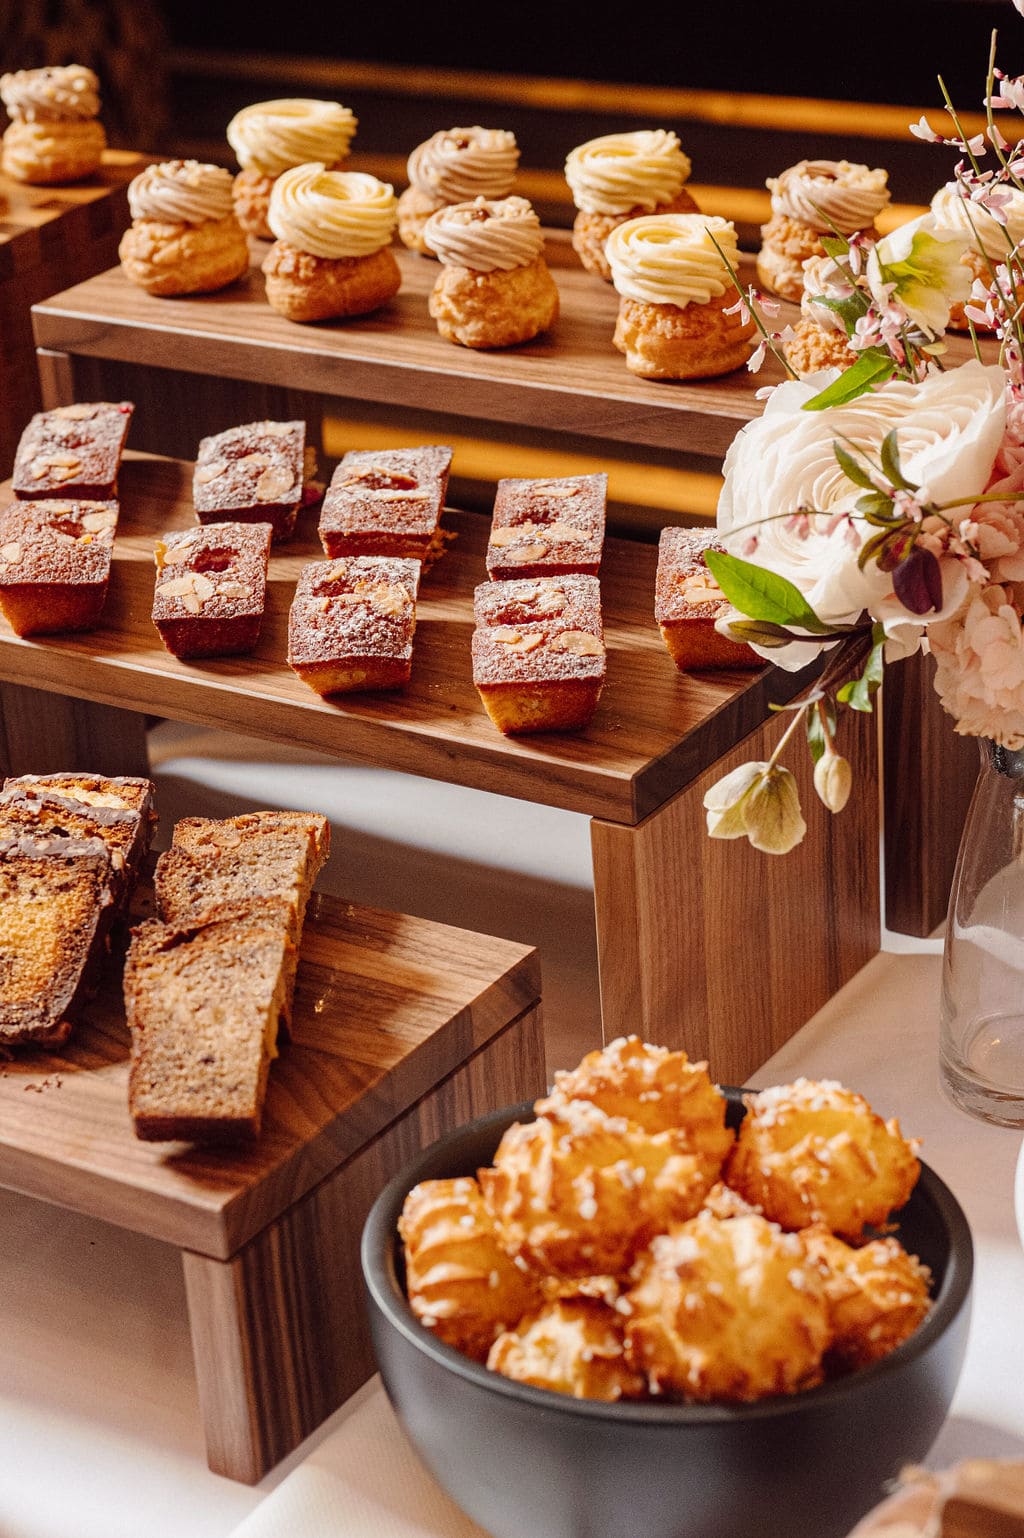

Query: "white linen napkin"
(228, 1377), (491, 1538)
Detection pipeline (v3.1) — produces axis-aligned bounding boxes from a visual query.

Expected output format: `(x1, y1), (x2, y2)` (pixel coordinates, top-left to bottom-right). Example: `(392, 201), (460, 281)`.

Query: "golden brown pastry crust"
(536, 1034), (733, 1182)
(428, 256), (559, 349)
(802, 1227), (932, 1373)
(756, 211), (880, 302)
(785, 315), (858, 377)
(724, 1079), (921, 1240)
(399, 1175), (542, 1360)
(397, 184), (444, 255)
(262, 240), (401, 322)
(613, 290), (754, 380)
(488, 1297), (646, 1400)
(572, 189), (700, 281)
(232, 167), (276, 240)
(624, 1212), (831, 1402)
(118, 215), (251, 297)
(2, 118), (106, 184)
(946, 246), (1017, 331)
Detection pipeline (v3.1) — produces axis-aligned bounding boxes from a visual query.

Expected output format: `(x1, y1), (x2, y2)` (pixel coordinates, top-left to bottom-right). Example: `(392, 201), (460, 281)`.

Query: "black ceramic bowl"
(361, 1092), (973, 1538)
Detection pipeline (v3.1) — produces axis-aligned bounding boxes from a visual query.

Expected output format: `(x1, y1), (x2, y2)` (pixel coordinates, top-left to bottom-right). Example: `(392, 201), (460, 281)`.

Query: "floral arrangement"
(704, 8), (1024, 854)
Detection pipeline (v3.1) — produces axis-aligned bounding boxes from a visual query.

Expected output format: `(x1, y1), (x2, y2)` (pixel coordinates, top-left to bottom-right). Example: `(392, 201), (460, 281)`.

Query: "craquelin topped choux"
(398, 126), (519, 255)
(227, 97), (357, 239)
(425, 194), (558, 349)
(756, 158), (890, 302)
(261, 163), (400, 323)
(118, 160), (250, 297)
(0, 64), (106, 184)
(565, 129), (698, 280)
(784, 253), (858, 377)
(607, 212), (755, 379)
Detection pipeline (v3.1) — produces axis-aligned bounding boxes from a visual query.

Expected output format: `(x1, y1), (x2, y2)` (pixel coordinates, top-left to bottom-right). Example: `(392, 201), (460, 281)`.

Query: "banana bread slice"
(0, 833), (114, 1045)
(0, 774), (156, 906)
(125, 913), (295, 1142)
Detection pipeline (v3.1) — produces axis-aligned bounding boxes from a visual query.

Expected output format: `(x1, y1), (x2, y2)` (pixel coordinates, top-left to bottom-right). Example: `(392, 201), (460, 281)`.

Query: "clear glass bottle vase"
(940, 737), (1024, 1125)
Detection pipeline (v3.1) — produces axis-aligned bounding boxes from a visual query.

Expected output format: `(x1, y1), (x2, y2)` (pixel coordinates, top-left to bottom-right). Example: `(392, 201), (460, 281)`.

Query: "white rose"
(716, 360), (1006, 668)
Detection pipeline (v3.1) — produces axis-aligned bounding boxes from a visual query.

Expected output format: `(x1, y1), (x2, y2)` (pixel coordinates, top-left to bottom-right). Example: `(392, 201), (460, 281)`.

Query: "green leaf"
(723, 619), (813, 648)
(836, 623), (885, 712)
(703, 550), (830, 634)
(834, 443), (877, 491)
(880, 429), (917, 492)
(857, 528), (893, 571)
(821, 235), (851, 262)
(810, 290), (870, 338)
(801, 351), (896, 411)
(807, 700), (837, 764)
(855, 490), (899, 527)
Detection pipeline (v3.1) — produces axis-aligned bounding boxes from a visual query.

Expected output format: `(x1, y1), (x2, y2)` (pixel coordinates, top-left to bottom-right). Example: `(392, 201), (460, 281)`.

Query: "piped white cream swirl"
(423, 195), (545, 272)
(268, 164), (397, 258)
(407, 127), (518, 204)
(226, 98), (357, 176)
(768, 159), (890, 234)
(127, 160), (236, 225)
(930, 180), (1024, 259)
(565, 130), (691, 216)
(606, 213), (738, 307)
(0, 64), (100, 122)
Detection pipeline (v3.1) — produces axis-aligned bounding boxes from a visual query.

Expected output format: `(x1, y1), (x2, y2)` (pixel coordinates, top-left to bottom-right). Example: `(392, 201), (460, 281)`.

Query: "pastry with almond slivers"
(655, 527), (761, 671)
(486, 473), (605, 582)
(152, 521), (271, 660)
(0, 498), (118, 636)
(287, 555), (419, 694)
(319, 445), (453, 560)
(194, 420), (306, 543)
(472, 573), (606, 734)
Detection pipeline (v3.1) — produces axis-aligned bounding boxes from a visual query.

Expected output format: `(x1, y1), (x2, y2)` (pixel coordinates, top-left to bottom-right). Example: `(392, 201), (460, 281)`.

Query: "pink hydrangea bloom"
(931, 583), (1024, 747)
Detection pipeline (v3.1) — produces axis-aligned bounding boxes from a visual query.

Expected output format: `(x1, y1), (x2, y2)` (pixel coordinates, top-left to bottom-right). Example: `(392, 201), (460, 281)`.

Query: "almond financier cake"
(318, 445), (453, 560)
(0, 497), (118, 635)
(152, 520), (272, 659)
(288, 555), (420, 695)
(0, 832), (114, 1045)
(11, 402), (133, 500)
(655, 528), (761, 671)
(193, 420), (306, 543)
(486, 473), (606, 582)
(472, 573), (606, 733)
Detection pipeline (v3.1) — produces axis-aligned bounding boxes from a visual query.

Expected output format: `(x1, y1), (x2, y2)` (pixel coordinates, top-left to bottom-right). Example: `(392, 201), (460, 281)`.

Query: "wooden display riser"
(0, 452), (879, 1078)
(0, 884), (543, 1483)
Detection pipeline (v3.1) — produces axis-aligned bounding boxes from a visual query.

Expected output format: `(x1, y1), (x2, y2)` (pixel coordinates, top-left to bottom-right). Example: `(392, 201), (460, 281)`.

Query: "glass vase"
(940, 737), (1024, 1125)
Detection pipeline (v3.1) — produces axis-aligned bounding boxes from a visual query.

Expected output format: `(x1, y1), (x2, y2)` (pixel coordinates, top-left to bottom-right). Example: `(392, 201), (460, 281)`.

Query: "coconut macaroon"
(756, 158), (891, 302)
(607, 213), (755, 379)
(118, 160), (250, 297)
(398, 126), (519, 255)
(0, 64), (106, 184)
(930, 179), (1024, 330)
(261, 164), (400, 323)
(565, 129), (698, 280)
(784, 253), (859, 378)
(227, 98), (357, 240)
(425, 195), (559, 349)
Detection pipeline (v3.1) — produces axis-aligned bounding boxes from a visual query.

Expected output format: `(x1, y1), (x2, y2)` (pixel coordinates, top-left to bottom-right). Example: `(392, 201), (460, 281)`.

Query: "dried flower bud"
(813, 748), (852, 813)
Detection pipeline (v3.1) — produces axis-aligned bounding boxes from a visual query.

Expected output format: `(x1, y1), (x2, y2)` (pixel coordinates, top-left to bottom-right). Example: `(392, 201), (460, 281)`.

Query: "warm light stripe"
(322, 416), (722, 519)
(167, 48), (1014, 145)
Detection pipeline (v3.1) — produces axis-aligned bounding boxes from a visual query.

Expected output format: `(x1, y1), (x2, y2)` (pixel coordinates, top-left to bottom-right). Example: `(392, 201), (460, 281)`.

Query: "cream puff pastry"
(757, 159), (890, 302)
(262, 164), (400, 322)
(784, 254), (858, 377)
(398, 126), (519, 256)
(227, 97), (357, 239)
(607, 213), (754, 379)
(425, 195), (558, 348)
(930, 179), (1024, 330)
(0, 64), (106, 184)
(565, 129), (698, 280)
(118, 160), (250, 296)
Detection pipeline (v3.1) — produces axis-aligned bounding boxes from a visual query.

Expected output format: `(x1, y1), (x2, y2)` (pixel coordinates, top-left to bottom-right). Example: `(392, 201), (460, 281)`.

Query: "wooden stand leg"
(591, 709), (880, 1084)
(0, 682), (150, 780)
(181, 1005), (546, 1485)
(36, 347), (76, 409)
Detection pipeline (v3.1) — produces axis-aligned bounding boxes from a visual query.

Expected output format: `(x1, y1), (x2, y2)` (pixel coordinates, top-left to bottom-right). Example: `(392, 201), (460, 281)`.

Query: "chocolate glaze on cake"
(486, 473), (606, 581)
(194, 420), (305, 543)
(319, 445), (453, 560)
(12, 402), (133, 501)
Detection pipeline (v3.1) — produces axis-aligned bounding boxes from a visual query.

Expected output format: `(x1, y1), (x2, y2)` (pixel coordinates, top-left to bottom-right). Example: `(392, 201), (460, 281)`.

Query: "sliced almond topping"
(0, 542), (22, 564)
(490, 626), (522, 644)
(157, 542), (193, 566)
(30, 462), (51, 480)
(45, 501), (74, 514)
(81, 509), (117, 533)
(180, 591), (203, 614)
(216, 580), (248, 598)
(195, 460), (228, 485)
(679, 572), (722, 601)
(42, 453), (82, 469)
(550, 630), (605, 657)
(534, 483), (579, 497)
(533, 590), (566, 615)
(255, 465), (295, 501)
(319, 596), (332, 612)
(489, 522), (538, 548)
(190, 573), (215, 601)
(491, 627), (544, 653)
(539, 521), (581, 544)
(509, 542), (549, 563)
(261, 422), (293, 438)
(158, 574), (198, 597)
(213, 827), (242, 848)
(369, 582), (411, 617)
(325, 562), (348, 582)
(53, 404), (96, 420)
(238, 452), (271, 468)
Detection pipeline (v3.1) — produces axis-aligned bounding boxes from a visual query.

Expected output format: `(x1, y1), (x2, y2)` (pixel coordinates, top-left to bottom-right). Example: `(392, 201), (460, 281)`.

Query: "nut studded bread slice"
(0, 774), (156, 907)
(0, 834), (114, 1046)
(125, 913), (294, 1142)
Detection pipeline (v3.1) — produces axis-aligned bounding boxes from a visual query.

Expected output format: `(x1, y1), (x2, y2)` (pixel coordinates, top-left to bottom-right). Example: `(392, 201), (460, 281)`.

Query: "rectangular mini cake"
(11, 402), (134, 501)
(288, 555), (420, 696)
(194, 420), (305, 543)
(318, 445), (453, 560)
(0, 497), (118, 635)
(655, 527), (761, 672)
(485, 473), (607, 582)
(472, 573), (606, 734)
(151, 520), (272, 660)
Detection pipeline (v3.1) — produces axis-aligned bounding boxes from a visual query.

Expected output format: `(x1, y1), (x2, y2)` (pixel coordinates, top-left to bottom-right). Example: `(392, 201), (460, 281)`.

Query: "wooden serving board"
(0, 452), (804, 825)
